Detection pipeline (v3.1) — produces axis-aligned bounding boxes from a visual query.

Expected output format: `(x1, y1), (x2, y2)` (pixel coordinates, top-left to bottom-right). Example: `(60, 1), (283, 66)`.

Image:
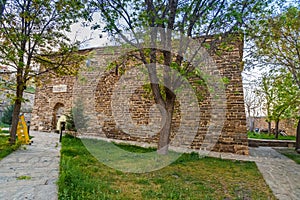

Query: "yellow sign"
(17, 115), (30, 145)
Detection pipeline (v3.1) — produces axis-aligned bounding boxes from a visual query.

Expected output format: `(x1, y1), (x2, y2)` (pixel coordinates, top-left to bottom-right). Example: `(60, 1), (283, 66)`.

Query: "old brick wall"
(253, 117), (297, 136)
(30, 76), (75, 131)
(31, 38), (248, 154)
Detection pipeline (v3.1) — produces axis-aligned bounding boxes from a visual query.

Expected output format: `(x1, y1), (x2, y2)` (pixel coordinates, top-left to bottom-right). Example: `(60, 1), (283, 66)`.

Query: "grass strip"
(276, 148), (300, 164)
(0, 135), (21, 160)
(248, 132), (296, 140)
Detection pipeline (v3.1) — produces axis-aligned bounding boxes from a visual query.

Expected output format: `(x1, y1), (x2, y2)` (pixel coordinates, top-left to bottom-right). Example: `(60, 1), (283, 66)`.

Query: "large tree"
(0, 0), (87, 144)
(91, 0), (277, 154)
(250, 6), (300, 149)
(260, 74), (276, 134)
(257, 71), (299, 139)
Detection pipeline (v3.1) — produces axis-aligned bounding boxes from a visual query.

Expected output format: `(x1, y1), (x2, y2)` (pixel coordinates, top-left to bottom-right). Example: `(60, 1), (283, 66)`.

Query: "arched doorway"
(52, 103), (64, 131)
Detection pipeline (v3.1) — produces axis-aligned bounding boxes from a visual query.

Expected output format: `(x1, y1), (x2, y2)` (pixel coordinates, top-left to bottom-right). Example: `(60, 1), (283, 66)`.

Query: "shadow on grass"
(58, 135), (276, 200)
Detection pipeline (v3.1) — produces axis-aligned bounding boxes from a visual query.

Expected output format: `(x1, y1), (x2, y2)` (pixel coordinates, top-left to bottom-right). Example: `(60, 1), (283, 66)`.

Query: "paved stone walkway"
(250, 147), (300, 200)
(0, 131), (60, 200)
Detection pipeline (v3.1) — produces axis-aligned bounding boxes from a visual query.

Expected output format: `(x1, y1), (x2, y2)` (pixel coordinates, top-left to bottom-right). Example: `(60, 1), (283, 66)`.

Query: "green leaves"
(0, 0), (88, 81)
(0, 0), (88, 143)
(250, 6), (300, 87)
(1, 105), (14, 125)
(259, 70), (300, 123)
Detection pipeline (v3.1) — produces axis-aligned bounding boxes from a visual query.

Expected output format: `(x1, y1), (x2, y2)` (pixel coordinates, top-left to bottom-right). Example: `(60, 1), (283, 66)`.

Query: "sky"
(67, 13), (110, 49)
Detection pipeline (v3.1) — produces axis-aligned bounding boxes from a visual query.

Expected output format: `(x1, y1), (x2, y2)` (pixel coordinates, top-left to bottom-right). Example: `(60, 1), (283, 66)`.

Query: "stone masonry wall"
(253, 117), (297, 136)
(30, 76), (75, 131)
(31, 38), (248, 155)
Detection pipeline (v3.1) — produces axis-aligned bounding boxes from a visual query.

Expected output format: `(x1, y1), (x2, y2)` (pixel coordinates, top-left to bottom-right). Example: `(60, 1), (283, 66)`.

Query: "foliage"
(244, 82), (264, 132)
(66, 110), (76, 132)
(66, 100), (89, 132)
(1, 105), (13, 125)
(250, 6), (300, 88)
(0, 135), (21, 160)
(25, 86), (36, 93)
(0, 122), (9, 128)
(249, 6), (300, 124)
(0, 0), (88, 144)
(248, 5), (300, 149)
(256, 70), (300, 138)
(259, 74), (276, 124)
(0, 129), (9, 133)
(58, 135), (275, 200)
(266, 72), (299, 121)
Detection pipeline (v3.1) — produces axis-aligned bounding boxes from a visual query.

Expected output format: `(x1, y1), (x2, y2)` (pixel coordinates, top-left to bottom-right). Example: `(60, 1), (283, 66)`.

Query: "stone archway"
(52, 103), (64, 131)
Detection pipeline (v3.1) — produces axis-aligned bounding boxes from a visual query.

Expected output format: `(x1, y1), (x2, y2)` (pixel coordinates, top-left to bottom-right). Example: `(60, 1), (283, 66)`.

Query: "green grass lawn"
(0, 135), (20, 160)
(58, 135), (275, 200)
(248, 132), (296, 140)
(276, 148), (300, 164)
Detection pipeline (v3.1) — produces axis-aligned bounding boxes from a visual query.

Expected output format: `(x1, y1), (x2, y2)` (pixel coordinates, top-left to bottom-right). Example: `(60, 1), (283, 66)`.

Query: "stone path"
(250, 147), (300, 200)
(0, 131), (60, 200)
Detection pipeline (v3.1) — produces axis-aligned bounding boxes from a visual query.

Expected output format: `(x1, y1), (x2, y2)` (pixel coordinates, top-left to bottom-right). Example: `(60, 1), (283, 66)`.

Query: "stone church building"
(31, 37), (249, 155)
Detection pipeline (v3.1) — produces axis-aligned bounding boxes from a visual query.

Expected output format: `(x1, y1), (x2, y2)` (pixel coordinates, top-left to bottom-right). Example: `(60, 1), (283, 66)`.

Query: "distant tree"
(1, 105), (13, 125)
(259, 74), (275, 134)
(0, 0), (87, 144)
(258, 71), (299, 139)
(250, 6), (300, 148)
(244, 86), (262, 132)
(271, 73), (299, 139)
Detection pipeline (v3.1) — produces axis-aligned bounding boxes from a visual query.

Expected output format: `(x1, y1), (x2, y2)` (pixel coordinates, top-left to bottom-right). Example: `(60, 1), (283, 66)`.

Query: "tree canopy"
(258, 70), (300, 138)
(249, 5), (300, 148)
(0, 0), (87, 144)
(250, 6), (300, 87)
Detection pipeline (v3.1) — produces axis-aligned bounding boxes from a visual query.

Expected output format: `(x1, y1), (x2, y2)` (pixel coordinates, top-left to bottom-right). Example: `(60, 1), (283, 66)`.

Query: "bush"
(66, 100), (88, 133)
(1, 105), (14, 125)
(66, 110), (76, 132)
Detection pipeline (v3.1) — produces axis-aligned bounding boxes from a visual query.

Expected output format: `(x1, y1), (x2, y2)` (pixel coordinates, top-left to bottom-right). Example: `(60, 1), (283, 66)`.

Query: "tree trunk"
(268, 121), (271, 135)
(9, 100), (22, 145)
(157, 110), (172, 155)
(157, 89), (175, 155)
(296, 119), (300, 151)
(156, 48), (176, 155)
(9, 77), (24, 145)
(274, 120), (279, 139)
(249, 117), (254, 132)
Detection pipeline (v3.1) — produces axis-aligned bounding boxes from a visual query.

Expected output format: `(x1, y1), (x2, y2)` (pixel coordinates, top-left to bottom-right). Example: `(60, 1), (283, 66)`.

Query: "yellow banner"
(17, 115), (30, 145)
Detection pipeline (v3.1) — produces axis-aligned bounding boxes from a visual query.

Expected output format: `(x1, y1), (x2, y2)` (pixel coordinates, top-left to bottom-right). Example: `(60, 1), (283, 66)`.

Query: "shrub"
(66, 100), (88, 133)
(66, 109), (76, 132)
(1, 105), (14, 125)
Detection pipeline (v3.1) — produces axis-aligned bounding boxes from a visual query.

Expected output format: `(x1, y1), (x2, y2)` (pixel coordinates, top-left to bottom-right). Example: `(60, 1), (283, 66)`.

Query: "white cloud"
(67, 13), (111, 49)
